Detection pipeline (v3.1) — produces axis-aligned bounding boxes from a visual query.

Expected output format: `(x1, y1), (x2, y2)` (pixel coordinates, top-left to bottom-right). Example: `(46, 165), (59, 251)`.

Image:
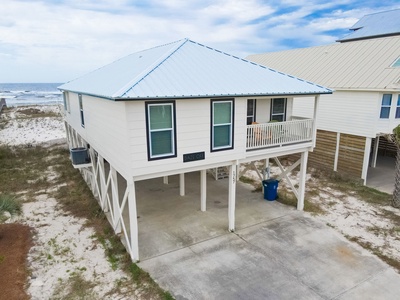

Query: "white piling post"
(297, 151), (309, 211)
(128, 180), (139, 262)
(200, 170), (207, 211)
(180, 173), (185, 196)
(228, 164), (237, 231)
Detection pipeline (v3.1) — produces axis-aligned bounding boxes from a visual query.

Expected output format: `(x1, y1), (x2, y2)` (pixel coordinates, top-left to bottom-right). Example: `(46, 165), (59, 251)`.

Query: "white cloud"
(0, 0), (399, 82)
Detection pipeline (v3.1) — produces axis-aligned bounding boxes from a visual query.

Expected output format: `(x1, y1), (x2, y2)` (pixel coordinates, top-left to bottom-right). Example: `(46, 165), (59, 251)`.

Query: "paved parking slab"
(135, 173), (400, 299)
(139, 214), (400, 299)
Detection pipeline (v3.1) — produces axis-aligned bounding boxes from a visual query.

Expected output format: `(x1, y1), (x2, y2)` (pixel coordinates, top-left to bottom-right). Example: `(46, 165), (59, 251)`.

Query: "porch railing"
(246, 119), (314, 150)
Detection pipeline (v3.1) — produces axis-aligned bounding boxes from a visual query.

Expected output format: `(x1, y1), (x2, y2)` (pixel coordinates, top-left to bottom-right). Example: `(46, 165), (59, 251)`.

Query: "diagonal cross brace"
(273, 157), (300, 199)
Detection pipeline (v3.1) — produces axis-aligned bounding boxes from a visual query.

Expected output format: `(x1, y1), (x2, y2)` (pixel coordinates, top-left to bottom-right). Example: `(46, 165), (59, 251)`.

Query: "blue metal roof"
(59, 39), (332, 100)
(338, 9), (400, 42)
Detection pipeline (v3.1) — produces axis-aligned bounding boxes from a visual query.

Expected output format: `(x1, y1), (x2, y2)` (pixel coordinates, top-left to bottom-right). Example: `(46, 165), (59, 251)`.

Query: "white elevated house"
(247, 10), (400, 184)
(59, 38), (331, 261)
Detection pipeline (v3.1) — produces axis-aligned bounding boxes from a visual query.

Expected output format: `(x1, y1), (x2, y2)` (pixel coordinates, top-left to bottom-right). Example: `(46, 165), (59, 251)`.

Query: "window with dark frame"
(247, 99), (256, 125)
(211, 99), (234, 151)
(380, 94), (392, 119)
(396, 95), (400, 119)
(146, 101), (177, 160)
(271, 98), (286, 122)
(79, 94), (85, 127)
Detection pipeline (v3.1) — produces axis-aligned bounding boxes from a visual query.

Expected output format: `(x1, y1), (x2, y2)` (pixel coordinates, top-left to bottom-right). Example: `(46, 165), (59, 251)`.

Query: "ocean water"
(0, 83), (63, 107)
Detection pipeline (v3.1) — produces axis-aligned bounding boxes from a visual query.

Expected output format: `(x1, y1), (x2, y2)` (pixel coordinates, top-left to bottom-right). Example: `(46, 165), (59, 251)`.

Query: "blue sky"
(1, 0), (399, 83)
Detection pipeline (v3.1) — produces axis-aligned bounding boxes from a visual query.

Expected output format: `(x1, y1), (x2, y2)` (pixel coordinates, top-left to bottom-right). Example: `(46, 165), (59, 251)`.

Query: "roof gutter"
(113, 91), (333, 101)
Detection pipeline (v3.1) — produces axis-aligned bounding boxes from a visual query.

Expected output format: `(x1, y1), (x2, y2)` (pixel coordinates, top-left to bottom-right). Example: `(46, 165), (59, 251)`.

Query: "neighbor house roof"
(337, 9), (400, 42)
(58, 38), (331, 100)
(246, 36), (400, 91)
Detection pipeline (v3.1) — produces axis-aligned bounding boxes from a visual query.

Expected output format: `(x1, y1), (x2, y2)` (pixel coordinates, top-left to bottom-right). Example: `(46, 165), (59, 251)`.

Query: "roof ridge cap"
(112, 38), (189, 98)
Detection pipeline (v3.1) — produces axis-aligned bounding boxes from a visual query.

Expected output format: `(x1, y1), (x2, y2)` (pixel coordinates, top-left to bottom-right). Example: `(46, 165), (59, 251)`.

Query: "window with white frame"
(396, 95), (400, 119)
(146, 101), (176, 160)
(380, 94), (392, 119)
(79, 94), (85, 127)
(211, 99), (234, 151)
(271, 98), (286, 122)
(247, 99), (256, 125)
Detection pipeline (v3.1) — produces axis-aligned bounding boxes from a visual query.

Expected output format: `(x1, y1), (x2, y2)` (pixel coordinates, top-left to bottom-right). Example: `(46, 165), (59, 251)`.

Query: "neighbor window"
(146, 101), (176, 160)
(380, 94), (392, 119)
(396, 95), (400, 119)
(79, 94), (85, 127)
(271, 98), (286, 122)
(247, 99), (256, 125)
(392, 57), (400, 68)
(211, 99), (234, 151)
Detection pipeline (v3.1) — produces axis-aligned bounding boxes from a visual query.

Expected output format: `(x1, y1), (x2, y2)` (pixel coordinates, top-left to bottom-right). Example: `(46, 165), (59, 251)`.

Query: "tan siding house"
(247, 35), (400, 183)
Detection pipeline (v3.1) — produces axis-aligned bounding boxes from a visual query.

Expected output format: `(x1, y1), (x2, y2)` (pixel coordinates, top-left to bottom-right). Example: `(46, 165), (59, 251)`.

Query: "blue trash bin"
(262, 179), (279, 201)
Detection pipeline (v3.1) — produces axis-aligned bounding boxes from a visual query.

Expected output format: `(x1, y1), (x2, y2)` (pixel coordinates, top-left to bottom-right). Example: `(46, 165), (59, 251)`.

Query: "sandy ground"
(0, 105), (65, 146)
(1, 105), (399, 298)
(240, 161), (400, 267)
(1, 105), (138, 299)
(23, 193), (134, 299)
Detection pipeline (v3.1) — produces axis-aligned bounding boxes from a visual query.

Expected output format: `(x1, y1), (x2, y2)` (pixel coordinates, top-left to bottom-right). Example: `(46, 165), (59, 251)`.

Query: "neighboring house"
(247, 9), (400, 184)
(59, 38), (331, 261)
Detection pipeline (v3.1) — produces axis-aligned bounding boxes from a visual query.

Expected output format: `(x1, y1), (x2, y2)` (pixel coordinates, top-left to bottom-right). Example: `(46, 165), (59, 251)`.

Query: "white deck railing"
(246, 119), (314, 150)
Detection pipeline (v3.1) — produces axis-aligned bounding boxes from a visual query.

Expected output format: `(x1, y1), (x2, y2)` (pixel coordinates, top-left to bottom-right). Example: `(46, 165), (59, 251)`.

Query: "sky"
(1, 0), (399, 83)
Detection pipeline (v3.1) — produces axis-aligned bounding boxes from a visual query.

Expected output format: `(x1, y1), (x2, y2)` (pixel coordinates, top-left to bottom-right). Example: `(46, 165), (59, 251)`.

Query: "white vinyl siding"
(212, 100), (234, 151)
(146, 102), (176, 160)
(63, 93), (131, 179)
(292, 91), (379, 137)
(125, 98), (246, 178)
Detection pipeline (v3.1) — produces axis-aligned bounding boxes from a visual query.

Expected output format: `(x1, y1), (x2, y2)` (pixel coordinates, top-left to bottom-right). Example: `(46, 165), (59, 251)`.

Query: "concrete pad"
(237, 214), (388, 299)
(135, 172), (291, 260)
(367, 156), (394, 194)
(134, 170), (400, 299)
(139, 213), (400, 299)
(335, 268), (400, 300)
(139, 232), (322, 300)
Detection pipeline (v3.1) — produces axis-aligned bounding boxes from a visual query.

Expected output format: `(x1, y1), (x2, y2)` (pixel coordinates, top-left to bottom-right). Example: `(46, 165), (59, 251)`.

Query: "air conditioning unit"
(70, 147), (90, 165)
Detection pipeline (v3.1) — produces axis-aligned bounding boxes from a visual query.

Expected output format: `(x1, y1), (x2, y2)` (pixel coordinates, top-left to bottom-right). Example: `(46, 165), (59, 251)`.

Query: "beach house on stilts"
(59, 38), (331, 262)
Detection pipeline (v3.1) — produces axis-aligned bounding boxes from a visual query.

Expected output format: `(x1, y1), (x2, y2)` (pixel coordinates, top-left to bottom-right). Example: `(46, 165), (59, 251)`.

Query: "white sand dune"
(0, 105), (66, 146)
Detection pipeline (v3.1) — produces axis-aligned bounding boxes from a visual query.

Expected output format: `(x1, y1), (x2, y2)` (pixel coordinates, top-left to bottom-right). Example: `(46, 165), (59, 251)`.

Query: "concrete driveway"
(367, 155), (395, 194)
(136, 173), (400, 299)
